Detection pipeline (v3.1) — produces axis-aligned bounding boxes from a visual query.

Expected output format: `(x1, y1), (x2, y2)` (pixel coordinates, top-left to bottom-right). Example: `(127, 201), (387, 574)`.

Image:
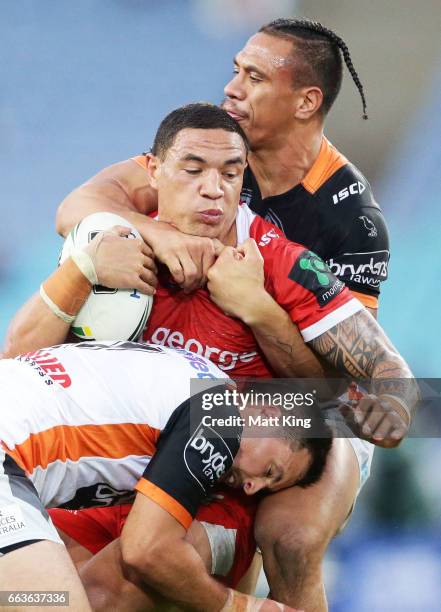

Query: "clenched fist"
(207, 239), (267, 322)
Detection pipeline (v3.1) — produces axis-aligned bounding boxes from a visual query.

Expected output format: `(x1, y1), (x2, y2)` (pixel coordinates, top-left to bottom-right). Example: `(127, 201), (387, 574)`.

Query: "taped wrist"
(219, 589), (269, 611)
(40, 258), (92, 322)
(378, 393), (411, 427)
(71, 248), (98, 285)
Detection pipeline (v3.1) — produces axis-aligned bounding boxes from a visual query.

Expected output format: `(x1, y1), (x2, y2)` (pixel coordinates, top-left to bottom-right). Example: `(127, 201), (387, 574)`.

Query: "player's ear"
(261, 405), (282, 419)
(293, 86), (323, 120)
(146, 154), (161, 189)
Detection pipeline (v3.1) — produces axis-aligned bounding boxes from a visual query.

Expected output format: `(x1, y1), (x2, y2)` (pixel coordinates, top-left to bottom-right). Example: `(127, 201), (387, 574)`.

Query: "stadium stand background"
(1, 2), (440, 609)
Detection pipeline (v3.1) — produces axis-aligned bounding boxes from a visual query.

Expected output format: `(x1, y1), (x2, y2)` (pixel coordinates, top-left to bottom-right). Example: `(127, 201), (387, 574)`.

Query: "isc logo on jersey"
(332, 181), (366, 204)
(184, 425), (232, 491)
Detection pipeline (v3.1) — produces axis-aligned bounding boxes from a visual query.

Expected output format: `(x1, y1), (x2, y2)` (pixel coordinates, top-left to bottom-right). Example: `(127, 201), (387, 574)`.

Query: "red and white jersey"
(144, 204), (363, 375)
(0, 342), (228, 514)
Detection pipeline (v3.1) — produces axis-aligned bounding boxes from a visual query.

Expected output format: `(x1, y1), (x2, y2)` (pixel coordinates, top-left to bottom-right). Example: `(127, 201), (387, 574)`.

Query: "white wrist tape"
(70, 248), (98, 285)
(220, 589), (282, 611)
(39, 284), (76, 324)
(379, 394), (411, 425)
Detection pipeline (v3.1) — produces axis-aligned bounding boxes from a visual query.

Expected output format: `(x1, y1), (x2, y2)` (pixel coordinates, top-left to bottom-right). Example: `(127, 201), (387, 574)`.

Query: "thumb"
(216, 245), (236, 262)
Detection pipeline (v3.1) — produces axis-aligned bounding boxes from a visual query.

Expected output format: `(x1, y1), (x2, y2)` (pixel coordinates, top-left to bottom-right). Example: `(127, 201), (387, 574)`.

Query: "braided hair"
(259, 18), (368, 119)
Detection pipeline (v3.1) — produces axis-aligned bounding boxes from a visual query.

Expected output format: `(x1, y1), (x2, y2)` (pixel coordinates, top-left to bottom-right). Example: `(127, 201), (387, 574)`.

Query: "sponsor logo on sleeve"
(358, 216), (378, 237)
(326, 250), (389, 289)
(332, 181), (366, 204)
(184, 423), (233, 492)
(288, 250), (345, 307)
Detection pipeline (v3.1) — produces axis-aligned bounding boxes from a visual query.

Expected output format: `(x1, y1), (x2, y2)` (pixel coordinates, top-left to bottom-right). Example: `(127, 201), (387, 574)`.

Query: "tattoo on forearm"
(310, 310), (419, 418)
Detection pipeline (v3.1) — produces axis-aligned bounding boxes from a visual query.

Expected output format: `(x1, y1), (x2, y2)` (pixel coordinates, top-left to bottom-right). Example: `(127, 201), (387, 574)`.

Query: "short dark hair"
(295, 435), (333, 488)
(259, 18), (368, 119)
(151, 102), (250, 159)
(279, 410), (333, 488)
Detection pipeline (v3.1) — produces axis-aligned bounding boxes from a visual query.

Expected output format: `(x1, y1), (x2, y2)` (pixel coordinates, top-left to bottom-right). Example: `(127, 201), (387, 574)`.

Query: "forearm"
(3, 259), (92, 358)
(56, 159), (158, 238)
(242, 291), (327, 378)
(122, 538), (228, 612)
(56, 187), (157, 241)
(3, 294), (71, 358)
(310, 309), (419, 421)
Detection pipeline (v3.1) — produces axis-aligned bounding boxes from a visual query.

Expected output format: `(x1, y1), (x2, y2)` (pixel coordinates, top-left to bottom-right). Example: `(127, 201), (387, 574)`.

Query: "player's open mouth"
(198, 210), (224, 225)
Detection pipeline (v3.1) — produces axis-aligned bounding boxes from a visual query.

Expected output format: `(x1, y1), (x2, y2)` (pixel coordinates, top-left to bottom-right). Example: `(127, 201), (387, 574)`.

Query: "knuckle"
(170, 266), (181, 278)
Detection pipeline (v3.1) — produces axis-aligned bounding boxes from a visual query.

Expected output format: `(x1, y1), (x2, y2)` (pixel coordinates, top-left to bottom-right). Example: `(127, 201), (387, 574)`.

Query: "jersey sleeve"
(326, 206), (390, 307)
(135, 394), (241, 529)
(318, 163), (390, 308)
(266, 242), (364, 343)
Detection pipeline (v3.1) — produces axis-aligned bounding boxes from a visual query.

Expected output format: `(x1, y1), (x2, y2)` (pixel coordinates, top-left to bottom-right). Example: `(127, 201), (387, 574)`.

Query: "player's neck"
(249, 122), (324, 199)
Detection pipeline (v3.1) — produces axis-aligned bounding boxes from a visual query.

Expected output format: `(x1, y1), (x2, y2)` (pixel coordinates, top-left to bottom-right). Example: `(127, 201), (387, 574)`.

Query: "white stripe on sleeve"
(301, 298), (364, 342)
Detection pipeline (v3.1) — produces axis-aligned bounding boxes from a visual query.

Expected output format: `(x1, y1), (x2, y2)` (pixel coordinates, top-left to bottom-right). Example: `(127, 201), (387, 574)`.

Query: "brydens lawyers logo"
(289, 250), (344, 307)
(184, 423), (233, 492)
(327, 250), (389, 288)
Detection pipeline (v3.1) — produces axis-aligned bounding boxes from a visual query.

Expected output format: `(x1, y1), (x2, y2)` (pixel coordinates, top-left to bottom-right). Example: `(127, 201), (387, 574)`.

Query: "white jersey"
(0, 341), (227, 509)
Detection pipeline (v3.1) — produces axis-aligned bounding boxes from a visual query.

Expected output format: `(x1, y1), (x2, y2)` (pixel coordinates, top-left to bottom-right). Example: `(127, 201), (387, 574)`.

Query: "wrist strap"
(39, 285), (76, 324)
(40, 258), (92, 321)
(71, 248), (98, 285)
(379, 393), (411, 426)
(219, 589), (261, 611)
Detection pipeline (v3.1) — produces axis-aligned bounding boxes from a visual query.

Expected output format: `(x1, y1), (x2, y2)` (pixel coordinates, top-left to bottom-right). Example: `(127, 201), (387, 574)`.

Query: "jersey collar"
(301, 137), (348, 195)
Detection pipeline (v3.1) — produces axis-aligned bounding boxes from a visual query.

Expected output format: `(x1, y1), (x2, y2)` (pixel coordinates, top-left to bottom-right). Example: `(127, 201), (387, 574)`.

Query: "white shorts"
(348, 436), (375, 493)
(0, 450), (62, 556)
(325, 408), (375, 493)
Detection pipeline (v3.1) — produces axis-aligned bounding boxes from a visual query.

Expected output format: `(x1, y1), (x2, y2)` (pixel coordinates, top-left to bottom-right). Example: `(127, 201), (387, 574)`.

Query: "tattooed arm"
(310, 308), (419, 447)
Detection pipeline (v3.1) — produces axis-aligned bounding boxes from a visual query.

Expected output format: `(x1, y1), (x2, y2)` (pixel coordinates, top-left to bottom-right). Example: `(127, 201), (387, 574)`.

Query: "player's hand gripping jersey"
(0, 342), (237, 531)
(240, 138), (389, 309)
(143, 203), (363, 374)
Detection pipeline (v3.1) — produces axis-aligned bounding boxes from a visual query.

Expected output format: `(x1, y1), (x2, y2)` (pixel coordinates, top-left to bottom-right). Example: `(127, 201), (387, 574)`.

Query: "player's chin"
(190, 222), (224, 240)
